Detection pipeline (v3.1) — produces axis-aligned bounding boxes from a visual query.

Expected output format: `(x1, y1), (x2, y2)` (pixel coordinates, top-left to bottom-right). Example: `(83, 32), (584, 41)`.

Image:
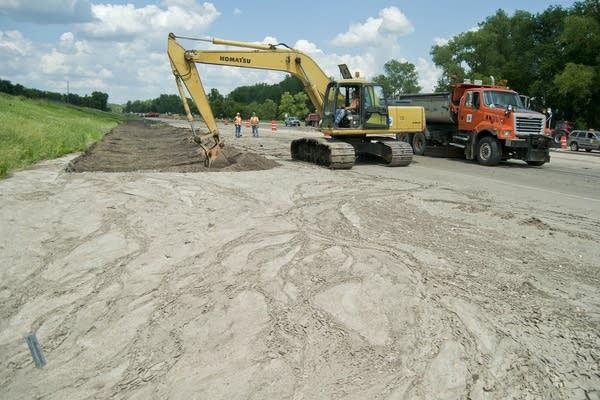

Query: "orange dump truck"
(399, 80), (551, 166)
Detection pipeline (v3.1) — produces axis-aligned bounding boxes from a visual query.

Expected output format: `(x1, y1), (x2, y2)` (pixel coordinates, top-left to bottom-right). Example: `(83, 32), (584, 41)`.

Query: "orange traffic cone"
(560, 135), (567, 149)
(271, 120), (277, 131)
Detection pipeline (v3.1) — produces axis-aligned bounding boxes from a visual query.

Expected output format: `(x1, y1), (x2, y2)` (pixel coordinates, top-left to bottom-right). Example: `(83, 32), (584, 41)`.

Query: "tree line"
(0, 79), (109, 111)
(123, 75), (312, 121)
(431, 0), (599, 129)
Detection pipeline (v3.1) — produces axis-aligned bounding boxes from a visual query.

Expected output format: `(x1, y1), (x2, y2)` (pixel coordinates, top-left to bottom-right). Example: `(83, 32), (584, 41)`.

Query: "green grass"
(0, 93), (128, 178)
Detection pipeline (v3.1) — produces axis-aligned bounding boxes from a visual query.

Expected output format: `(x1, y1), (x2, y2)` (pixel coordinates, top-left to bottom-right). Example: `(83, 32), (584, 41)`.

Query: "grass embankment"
(0, 93), (127, 178)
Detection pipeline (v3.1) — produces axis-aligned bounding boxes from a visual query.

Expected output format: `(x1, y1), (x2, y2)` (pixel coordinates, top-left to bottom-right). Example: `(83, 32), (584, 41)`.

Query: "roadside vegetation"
(0, 93), (127, 179)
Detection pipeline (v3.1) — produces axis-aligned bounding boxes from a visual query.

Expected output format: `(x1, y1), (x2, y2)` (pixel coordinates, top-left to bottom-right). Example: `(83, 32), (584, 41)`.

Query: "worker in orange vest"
(233, 112), (242, 137)
(250, 112), (260, 137)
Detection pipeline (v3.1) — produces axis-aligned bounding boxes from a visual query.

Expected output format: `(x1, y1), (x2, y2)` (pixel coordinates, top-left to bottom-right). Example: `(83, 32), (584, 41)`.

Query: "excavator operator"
(335, 90), (360, 126)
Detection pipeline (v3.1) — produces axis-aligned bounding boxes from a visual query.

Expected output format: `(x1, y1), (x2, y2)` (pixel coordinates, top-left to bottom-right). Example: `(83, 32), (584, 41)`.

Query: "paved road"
(158, 117), (600, 214)
(400, 148), (600, 213)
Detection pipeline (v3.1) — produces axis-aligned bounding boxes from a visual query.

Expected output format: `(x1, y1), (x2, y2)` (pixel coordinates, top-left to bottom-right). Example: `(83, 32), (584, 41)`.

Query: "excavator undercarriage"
(290, 137), (413, 169)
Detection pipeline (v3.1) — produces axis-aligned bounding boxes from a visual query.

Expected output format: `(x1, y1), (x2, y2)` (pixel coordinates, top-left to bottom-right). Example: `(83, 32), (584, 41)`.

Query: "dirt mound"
(66, 119), (279, 173)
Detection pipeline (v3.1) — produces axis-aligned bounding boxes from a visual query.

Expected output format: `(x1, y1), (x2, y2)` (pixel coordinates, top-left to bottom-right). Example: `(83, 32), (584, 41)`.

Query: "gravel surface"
(1, 119), (598, 399)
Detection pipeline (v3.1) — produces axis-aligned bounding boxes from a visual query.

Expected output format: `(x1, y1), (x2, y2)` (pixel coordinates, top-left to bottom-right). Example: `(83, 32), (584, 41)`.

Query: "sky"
(0, 0), (579, 104)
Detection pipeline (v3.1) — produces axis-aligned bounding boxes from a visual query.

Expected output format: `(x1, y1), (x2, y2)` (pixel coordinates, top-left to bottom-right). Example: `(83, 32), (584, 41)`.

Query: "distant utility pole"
(66, 80), (69, 104)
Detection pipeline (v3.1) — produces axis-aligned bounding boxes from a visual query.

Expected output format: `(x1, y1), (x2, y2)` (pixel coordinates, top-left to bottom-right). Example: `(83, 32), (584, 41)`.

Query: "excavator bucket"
(193, 135), (224, 167)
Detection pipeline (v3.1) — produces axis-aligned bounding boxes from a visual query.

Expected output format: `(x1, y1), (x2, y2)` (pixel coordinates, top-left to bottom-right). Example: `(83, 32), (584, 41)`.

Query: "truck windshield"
(483, 90), (524, 109)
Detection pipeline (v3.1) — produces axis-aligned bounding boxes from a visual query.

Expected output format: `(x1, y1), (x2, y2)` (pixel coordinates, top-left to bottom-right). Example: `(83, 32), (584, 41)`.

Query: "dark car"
(284, 116), (301, 127)
(567, 130), (600, 152)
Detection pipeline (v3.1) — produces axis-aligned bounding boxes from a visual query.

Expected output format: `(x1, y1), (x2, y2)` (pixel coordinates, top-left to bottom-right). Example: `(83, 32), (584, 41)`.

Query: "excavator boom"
(184, 49), (329, 112)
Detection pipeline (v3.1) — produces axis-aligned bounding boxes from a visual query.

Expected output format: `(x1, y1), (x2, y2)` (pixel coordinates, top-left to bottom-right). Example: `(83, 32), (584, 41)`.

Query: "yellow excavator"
(167, 33), (425, 169)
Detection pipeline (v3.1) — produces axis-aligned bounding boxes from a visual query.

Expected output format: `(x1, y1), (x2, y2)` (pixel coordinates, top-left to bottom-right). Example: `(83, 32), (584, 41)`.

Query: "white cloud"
(378, 7), (414, 35)
(0, 30), (33, 56)
(297, 39), (378, 81)
(330, 6), (413, 47)
(0, 0), (93, 23)
(331, 16), (382, 47)
(324, 6), (422, 86)
(294, 39), (322, 55)
(78, 1), (220, 41)
(416, 57), (442, 92)
(233, 8), (242, 15)
(58, 31), (91, 54)
(0, 30), (36, 79)
(433, 37), (449, 46)
(262, 36), (278, 46)
(40, 49), (70, 75)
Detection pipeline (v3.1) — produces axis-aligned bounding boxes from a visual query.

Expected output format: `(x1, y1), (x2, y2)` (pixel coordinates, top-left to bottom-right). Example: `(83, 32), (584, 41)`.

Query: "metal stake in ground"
(26, 333), (46, 368)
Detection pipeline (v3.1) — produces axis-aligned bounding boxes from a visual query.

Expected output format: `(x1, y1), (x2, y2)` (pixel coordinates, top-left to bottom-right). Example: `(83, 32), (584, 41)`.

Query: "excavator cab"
(321, 82), (389, 132)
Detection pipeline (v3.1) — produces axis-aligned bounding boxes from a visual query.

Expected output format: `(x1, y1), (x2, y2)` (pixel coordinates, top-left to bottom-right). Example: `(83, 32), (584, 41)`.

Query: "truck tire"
(476, 136), (502, 166)
(552, 130), (566, 146)
(412, 131), (426, 155)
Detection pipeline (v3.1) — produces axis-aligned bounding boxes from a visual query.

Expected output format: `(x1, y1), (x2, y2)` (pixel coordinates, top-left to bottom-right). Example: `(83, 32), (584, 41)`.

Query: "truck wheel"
(412, 132), (426, 155)
(552, 130), (565, 146)
(476, 136), (501, 166)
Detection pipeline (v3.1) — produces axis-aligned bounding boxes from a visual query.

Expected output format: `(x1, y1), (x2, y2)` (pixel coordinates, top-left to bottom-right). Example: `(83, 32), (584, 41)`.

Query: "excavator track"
(290, 137), (356, 169)
(378, 139), (414, 167)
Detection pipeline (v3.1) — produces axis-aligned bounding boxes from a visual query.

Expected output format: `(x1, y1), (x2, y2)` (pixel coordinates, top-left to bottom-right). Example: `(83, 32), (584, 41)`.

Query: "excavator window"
(363, 85), (388, 129)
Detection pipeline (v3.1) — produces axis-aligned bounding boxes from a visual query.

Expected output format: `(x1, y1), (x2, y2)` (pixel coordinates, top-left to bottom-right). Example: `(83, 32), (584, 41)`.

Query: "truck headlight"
(504, 130), (512, 138)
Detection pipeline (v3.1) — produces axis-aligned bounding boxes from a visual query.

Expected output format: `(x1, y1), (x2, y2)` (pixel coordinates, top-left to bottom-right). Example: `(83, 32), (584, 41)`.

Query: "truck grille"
(514, 113), (544, 136)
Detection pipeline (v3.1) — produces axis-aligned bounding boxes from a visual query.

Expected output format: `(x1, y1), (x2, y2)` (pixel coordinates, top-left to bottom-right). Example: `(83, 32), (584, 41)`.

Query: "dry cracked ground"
(0, 119), (598, 399)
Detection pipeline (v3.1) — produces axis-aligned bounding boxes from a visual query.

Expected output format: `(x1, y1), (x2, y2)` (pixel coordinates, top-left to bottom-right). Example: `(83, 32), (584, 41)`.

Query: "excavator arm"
(167, 33), (332, 165)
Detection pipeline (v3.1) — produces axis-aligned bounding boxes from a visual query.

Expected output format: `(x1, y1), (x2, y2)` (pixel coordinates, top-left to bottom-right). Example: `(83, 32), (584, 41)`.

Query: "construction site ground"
(1, 119), (599, 399)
